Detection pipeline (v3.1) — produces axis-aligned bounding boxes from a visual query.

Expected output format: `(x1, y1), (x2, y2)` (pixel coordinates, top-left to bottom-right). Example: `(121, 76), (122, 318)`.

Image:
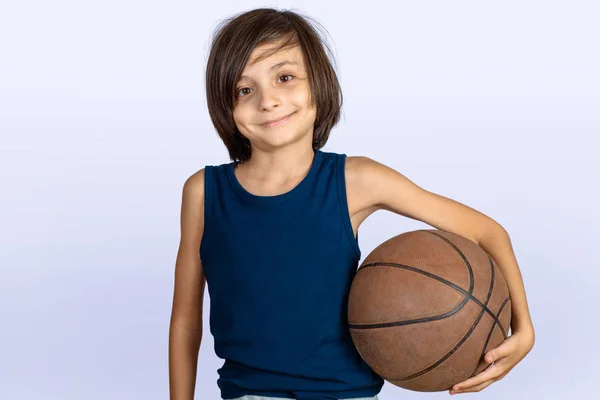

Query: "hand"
(448, 329), (535, 395)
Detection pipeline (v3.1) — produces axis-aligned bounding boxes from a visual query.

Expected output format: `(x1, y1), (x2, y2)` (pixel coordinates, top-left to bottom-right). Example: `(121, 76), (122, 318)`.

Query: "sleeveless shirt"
(200, 149), (384, 400)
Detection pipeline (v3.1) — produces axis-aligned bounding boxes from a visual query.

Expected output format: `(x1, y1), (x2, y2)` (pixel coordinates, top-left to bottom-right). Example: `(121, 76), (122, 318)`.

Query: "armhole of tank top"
(335, 154), (361, 260)
(199, 166), (210, 262)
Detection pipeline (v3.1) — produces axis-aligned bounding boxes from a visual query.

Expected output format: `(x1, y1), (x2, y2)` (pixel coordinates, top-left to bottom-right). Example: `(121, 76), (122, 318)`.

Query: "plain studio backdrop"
(1, 1), (598, 399)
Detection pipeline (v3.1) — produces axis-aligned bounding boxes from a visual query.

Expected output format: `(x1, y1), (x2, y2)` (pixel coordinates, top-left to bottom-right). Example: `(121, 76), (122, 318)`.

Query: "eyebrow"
(239, 60), (298, 81)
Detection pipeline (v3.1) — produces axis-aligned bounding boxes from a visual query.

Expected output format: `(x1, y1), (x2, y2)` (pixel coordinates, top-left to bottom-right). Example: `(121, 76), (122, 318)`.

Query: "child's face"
(232, 40), (317, 152)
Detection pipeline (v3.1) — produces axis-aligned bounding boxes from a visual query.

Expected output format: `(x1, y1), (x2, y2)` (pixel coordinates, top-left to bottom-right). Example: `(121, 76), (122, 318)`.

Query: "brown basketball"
(347, 229), (511, 392)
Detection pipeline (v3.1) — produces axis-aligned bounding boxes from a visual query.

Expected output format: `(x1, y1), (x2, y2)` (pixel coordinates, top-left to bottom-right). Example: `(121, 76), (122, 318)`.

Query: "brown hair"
(205, 8), (343, 162)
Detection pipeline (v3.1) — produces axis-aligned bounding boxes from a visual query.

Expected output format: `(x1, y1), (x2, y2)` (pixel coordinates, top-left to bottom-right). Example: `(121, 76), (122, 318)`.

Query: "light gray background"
(1, 1), (598, 399)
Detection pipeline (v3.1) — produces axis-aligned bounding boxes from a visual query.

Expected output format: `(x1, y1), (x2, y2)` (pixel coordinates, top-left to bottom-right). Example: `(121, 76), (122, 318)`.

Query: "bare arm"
(169, 169), (207, 400)
(351, 156), (534, 333)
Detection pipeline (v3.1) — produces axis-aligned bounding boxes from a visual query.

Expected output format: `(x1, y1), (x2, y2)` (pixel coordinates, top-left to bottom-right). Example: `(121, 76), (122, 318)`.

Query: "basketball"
(347, 229), (511, 392)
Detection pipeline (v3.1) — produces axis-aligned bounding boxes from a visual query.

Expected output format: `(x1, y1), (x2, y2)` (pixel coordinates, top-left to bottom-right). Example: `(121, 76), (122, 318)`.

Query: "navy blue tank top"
(200, 149), (384, 400)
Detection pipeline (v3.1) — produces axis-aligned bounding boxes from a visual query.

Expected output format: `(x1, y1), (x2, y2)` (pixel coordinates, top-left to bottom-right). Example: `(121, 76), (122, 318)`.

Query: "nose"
(258, 86), (282, 111)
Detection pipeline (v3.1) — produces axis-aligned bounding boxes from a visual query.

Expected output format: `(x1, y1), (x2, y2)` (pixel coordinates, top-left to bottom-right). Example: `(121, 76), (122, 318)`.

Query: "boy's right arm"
(169, 169), (207, 400)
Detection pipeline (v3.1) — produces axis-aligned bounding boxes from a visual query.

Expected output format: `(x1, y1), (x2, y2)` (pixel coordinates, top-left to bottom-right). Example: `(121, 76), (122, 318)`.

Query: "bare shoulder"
(180, 168), (206, 244)
(343, 155), (383, 219)
(344, 154), (420, 218)
(345, 155), (385, 178)
(344, 155), (374, 188)
(183, 168), (206, 201)
(345, 154), (388, 175)
(345, 154), (427, 218)
(345, 155), (408, 207)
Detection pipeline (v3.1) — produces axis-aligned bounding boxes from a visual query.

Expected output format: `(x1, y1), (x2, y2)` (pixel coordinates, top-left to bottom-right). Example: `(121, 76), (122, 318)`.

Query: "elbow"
(478, 221), (509, 246)
(474, 218), (508, 246)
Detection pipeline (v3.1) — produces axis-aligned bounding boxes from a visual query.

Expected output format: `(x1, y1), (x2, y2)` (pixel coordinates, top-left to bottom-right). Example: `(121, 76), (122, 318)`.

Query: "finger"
(452, 379), (496, 394)
(452, 363), (499, 391)
(485, 336), (516, 363)
(485, 348), (506, 364)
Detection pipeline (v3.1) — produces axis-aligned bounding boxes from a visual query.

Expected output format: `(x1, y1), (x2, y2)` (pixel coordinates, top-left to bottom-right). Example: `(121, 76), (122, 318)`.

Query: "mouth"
(261, 112), (295, 127)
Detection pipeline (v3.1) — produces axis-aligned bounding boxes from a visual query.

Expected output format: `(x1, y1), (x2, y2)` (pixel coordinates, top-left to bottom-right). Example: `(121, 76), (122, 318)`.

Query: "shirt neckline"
(226, 149), (324, 204)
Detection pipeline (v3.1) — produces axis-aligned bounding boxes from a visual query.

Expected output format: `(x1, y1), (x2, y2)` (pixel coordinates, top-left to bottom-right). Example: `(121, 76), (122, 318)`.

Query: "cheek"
(232, 107), (250, 125)
(300, 86), (315, 110)
(300, 84), (312, 102)
(288, 87), (312, 111)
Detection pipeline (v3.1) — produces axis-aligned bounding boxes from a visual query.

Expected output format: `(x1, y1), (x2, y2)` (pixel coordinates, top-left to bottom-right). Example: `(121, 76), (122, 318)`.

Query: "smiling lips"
(261, 112), (295, 127)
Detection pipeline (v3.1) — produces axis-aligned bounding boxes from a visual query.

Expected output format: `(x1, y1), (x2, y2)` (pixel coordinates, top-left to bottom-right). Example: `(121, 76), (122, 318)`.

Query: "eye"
(235, 74), (295, 97)
(237, 87), (252, 97)
(279, 74), (294, 83)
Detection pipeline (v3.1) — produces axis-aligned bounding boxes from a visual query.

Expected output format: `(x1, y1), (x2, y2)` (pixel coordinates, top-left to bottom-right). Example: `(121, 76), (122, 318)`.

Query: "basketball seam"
(468, 296), (511, 378)
(350, 232), (508, 332)
(349, 229), (506, 383)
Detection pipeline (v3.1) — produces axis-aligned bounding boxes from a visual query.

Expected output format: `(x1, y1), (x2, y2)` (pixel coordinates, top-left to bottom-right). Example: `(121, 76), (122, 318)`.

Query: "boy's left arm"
(352, 156), (535, 395)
